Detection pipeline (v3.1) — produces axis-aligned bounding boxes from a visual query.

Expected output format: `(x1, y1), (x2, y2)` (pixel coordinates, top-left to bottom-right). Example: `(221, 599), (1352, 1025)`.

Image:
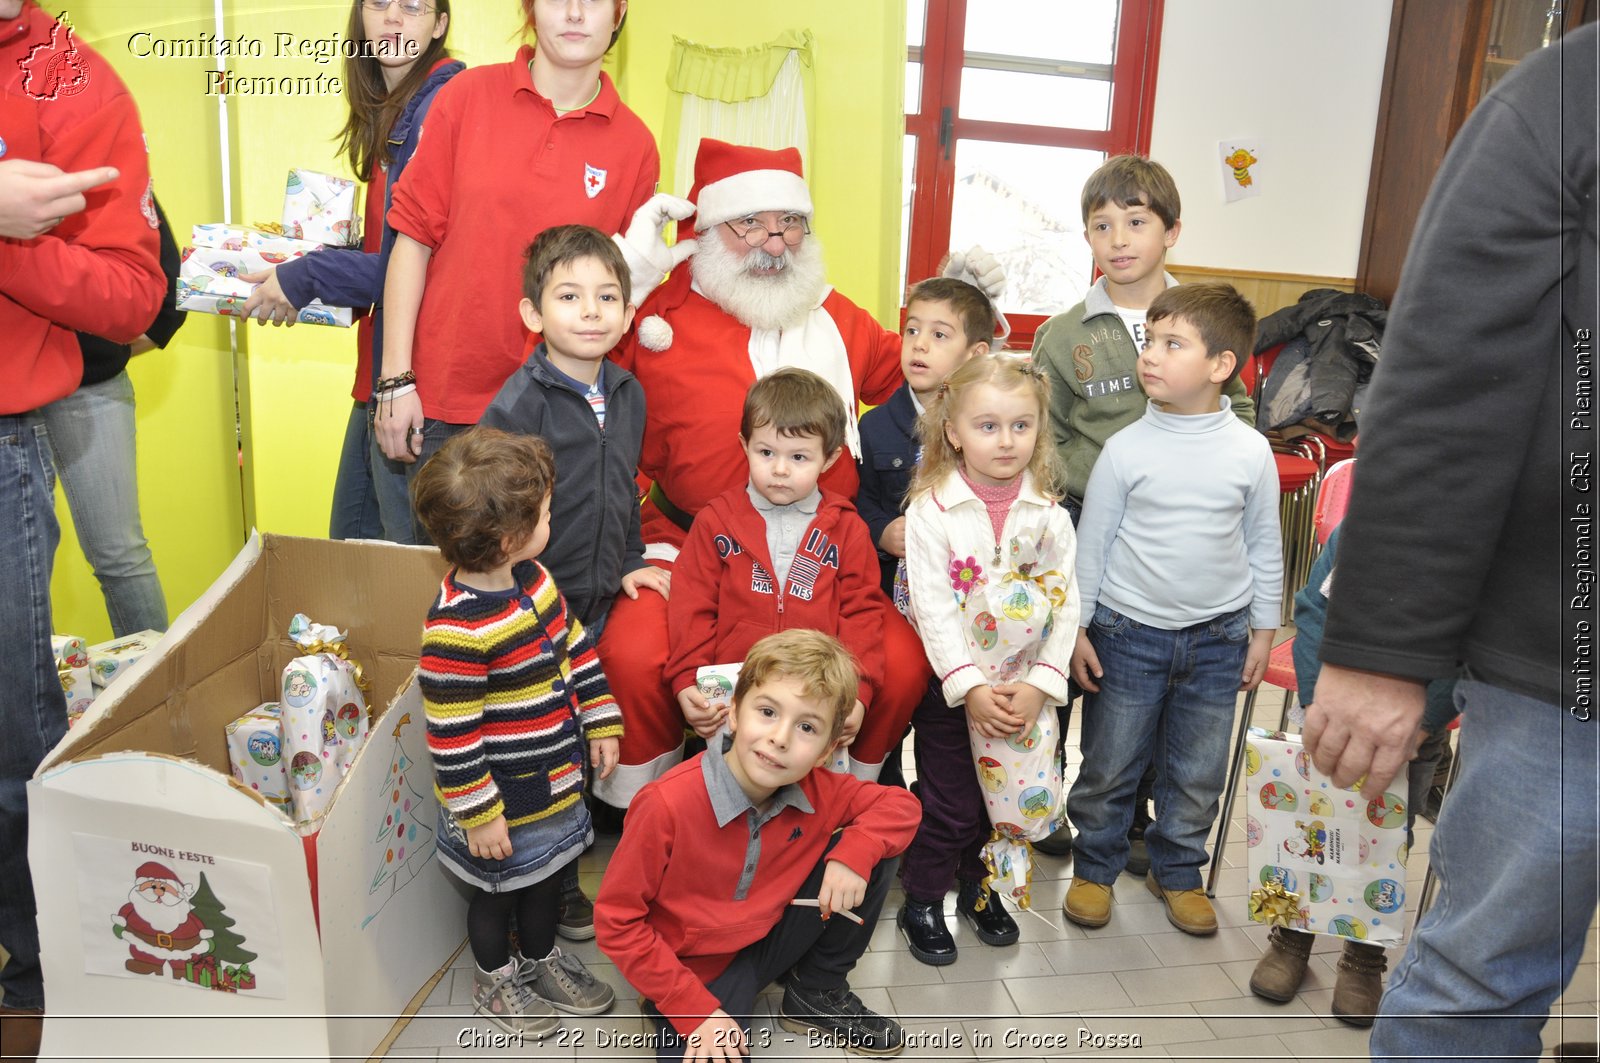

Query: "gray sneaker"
(517, 946), (616, 1016)
(473, 963), (559, 1038)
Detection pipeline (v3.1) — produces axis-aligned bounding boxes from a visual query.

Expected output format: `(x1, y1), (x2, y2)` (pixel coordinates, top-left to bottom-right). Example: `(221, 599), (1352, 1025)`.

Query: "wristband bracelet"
(375, 370), (416, 392)
(382, 383), (416, 400)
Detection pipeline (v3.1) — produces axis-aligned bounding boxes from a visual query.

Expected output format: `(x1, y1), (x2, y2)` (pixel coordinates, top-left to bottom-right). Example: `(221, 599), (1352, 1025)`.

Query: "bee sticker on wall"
(1219, 139), (1265, 203)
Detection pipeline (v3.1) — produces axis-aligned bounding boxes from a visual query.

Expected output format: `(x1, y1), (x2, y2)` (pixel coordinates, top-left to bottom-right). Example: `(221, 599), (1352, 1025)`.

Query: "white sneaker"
(473, 961), (559, 1037)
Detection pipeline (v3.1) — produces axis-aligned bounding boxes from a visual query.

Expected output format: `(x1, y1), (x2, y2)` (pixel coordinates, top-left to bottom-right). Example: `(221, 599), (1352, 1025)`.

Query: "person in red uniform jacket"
(595, 139), (1001, 807)
(0, 5), (164, 1056)
(373, 0), (658, 543)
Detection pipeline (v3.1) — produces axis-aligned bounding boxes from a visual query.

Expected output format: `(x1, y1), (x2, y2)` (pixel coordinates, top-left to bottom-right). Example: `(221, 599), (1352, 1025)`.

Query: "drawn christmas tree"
(363, 713), (435, 928)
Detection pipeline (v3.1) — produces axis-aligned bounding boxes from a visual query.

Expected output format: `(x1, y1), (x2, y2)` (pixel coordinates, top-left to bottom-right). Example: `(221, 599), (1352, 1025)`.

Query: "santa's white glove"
(942, 244), (1011, 346)
(944, 244), (1006, 302)
(613, 193), (698, 303)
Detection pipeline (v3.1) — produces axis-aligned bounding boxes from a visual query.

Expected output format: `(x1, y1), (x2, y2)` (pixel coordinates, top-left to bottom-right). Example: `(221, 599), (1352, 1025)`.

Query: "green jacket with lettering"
(1034, 275), (1255, 504)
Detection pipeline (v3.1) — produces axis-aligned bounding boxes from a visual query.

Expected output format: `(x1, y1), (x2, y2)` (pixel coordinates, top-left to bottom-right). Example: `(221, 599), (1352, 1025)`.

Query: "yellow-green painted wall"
(45, 0), (905, 644)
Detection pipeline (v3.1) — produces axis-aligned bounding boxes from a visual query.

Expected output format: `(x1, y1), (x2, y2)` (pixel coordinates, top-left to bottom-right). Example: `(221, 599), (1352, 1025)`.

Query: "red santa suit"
(595, 140), (928, 805)
(112, 862), (212, 973)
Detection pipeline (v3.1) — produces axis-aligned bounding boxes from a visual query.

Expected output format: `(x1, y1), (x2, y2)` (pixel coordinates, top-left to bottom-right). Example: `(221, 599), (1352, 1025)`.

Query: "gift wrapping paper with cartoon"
(176, 243), (353, 327)
(52, 634), (94, 720)
(226, 703), (290, 814)
(949, 520), (1075, 907)
(1244, 728), (1409, 946)
(86, 629), (163, 690)
(281, 614), (370, 821)
(282, 167), (359, 247)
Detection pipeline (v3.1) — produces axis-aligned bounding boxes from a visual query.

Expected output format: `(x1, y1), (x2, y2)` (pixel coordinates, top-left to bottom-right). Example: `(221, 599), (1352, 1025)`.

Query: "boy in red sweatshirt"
(664, 368), (895, 773)
(596, 630), (920, 1059)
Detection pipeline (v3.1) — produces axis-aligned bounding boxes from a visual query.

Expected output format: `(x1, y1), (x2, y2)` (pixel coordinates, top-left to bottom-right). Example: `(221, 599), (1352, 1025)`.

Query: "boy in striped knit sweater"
(414, 427), (623, 1038)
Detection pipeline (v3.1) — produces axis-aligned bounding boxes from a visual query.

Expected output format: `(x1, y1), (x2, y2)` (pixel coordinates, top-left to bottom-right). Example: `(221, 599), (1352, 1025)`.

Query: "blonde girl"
(895, 355), (1079, 966)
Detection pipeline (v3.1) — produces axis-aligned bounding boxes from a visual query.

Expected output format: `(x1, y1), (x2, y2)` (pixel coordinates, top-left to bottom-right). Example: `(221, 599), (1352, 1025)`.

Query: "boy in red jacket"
(665, 369), (892, 770)
(596, 630), (919, 1059)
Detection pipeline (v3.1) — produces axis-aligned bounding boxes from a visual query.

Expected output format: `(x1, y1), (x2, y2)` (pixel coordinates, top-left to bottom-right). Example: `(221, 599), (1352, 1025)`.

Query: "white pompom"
(637, 314), (673, 351)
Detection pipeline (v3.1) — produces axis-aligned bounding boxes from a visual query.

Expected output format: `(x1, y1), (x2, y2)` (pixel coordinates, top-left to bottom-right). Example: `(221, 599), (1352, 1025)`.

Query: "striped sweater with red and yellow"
(420, 560), (623, 829)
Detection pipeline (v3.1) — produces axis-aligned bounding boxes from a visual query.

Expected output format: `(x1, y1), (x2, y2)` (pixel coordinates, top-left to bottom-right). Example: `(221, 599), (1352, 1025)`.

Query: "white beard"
(129, 889), (190, 934)
(690, 231), (828, 332)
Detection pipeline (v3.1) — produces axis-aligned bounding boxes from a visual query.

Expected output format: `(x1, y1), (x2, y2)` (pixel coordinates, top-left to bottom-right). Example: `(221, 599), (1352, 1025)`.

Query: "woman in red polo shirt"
(373, 0), (658, 543)
(241, 0), (463, 541)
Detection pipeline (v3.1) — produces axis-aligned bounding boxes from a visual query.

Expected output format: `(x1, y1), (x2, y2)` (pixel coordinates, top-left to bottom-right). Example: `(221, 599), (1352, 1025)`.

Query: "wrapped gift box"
(176, 246), (353, 327)
(226, 703), (291, 815)
(87, 629), (164, 690)
(1244, 728), (1410, 946)
(30, 533), (461, 1062)
(52, 635), (94, 720)
(280, 615), (369, 823)
(191, 223), (320, 257)
(282, 168), (359, 247)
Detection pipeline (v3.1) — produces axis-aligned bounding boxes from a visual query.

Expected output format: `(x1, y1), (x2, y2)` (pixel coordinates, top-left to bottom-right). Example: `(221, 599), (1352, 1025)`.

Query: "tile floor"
(382, 690), (1600, 1062)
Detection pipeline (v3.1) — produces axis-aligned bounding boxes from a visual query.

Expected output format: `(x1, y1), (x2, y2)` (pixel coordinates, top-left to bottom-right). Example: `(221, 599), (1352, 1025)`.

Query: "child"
(595, 629), (919, 1059)
(1064, 283), (1282, 937)
(413, 427), (621, 1037)
(1248, 524), (1457, 1025)
(1031, 155), (1252, 868)
(480, 223), (668, 942)
(898, 355), (1079, 966)
(481, 224), (668, 633)
(665, 368), (889, 774)
(856, 276), (994, 598)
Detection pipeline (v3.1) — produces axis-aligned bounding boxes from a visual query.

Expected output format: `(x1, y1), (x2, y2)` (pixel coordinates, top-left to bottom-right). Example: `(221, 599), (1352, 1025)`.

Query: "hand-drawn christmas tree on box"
(363, 713), (435, 928)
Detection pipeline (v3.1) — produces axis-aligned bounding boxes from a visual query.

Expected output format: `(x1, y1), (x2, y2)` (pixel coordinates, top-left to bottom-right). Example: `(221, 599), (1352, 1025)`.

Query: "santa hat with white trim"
(686, 138), (813, 233)
(135, 861), (181, 885)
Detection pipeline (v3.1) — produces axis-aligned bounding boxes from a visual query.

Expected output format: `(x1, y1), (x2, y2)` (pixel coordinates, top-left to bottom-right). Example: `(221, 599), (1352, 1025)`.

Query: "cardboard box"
(31, 534), (463, 1062)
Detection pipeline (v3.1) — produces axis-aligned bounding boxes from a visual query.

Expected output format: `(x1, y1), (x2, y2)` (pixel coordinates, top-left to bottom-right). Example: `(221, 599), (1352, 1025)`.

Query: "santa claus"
(594, 138), (1002, 807)
(111, 862), (213, 976)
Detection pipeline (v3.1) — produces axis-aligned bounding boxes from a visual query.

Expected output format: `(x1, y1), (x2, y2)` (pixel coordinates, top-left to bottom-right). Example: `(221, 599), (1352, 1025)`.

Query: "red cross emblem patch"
(584, 163), (607, 199)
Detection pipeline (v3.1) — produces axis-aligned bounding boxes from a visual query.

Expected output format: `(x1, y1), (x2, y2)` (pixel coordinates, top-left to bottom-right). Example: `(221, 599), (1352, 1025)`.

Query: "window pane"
(899, 135), (918, 300)
(963, 0), (1118, 66)
(958, 67), (1110, 130)
(949, 140), (1104, 318)
(907, 0), (927, 47)
(906, 60), (922, 114)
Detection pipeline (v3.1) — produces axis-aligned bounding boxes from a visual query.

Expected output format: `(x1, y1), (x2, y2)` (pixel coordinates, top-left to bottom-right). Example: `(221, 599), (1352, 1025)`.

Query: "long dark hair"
(336, 0), (454, 181)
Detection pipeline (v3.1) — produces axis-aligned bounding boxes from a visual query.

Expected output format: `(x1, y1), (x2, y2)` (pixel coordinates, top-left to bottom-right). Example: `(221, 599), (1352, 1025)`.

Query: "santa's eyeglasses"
(725, 214), (810, 249)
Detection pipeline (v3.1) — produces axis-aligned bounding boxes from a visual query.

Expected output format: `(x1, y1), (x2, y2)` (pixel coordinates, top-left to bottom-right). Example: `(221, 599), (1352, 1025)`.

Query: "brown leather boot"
(1248, 926), (1315, 1002)
(0, 1005), (44, 1063)
(1331, 940), (1387, 1027)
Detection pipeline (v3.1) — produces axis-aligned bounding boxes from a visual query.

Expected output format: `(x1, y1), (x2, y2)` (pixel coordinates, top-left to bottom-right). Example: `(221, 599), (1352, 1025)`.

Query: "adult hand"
(964, 684), (1021, 739)
(621, 565), (672, 600)
(589, 737), (619, 780)
(616, 192), (698, 293)
(676, 685), (725, 739)
(239, 267), (298, 326)
(0, 160), (118, 239)
(375, 389), (424, 462)
(1301, 663), (1426, 799)
(684, 1010), (747, 1062)
(466, 815), (512, 861)
(1070, 629), (1103, 692)
(943, 244), (1006, 302)
(878, 516), (906, 558)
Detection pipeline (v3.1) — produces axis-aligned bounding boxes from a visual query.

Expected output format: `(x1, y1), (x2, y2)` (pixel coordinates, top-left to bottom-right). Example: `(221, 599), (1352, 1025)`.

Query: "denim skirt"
(435, 799), (592, 893)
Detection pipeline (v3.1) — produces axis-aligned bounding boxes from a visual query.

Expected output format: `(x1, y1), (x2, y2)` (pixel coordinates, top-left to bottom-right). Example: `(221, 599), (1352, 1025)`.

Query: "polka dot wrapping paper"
(1245, 727), (1409, 946)
(225, 702), (291, 815)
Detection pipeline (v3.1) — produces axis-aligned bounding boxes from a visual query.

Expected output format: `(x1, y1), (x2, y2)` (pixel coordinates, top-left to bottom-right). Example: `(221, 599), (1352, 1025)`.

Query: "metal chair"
(1413, 717), (1463, 926)
(1205, 458), (1358, 898)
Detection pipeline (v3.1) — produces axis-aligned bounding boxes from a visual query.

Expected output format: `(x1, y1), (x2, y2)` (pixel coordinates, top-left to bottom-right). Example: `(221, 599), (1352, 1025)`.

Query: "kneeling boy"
(596, 631), (920, 1059)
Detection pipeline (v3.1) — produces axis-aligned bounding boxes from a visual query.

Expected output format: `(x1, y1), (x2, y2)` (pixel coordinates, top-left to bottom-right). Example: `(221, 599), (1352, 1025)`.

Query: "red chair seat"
(1262, 638), (1298, 691)
(1275, 452), (1317, 492)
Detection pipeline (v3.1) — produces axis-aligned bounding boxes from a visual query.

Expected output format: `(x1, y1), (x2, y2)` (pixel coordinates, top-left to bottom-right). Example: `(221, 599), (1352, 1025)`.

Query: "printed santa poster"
(73, 833), (285, 997)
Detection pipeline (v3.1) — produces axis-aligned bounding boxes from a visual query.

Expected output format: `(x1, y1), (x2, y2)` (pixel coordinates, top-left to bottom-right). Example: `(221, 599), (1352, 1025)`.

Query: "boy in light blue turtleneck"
(1063, 283), (1282, 938)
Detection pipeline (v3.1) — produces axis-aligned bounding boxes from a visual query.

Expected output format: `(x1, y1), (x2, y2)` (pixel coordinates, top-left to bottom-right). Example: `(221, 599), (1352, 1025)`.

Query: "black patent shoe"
(896, 898), (956, 966)
(956, 879), (1020, 947)
(778, 983), (906, 1056)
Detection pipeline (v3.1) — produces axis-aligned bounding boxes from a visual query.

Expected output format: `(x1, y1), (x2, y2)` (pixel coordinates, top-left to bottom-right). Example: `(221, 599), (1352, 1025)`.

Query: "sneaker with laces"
(778, 982), (905, 1057)
(473, 961), (559, 1038)
(517, 946), (616, 1016)
(558, 884), (596, 941)
(1144, 874), (1217, 935)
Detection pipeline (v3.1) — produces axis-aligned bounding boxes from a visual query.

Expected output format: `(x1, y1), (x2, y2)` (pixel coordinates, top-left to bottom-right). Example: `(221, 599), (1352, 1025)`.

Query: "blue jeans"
(1370, 680), (1598, 1061)
(0, 414), (69, 1010)
(37, 372), (167, 636)
(369, 415), (466, 545)
(1068, 604), (1249, 889)
(329, 401), (384, 540)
